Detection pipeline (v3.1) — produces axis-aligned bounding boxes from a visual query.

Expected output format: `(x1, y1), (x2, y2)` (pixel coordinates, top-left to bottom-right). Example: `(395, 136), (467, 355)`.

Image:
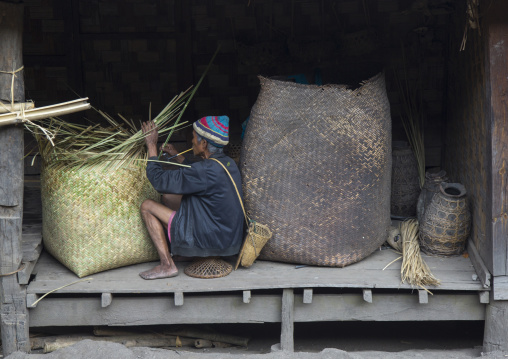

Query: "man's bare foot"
(139, 264), (178, 280)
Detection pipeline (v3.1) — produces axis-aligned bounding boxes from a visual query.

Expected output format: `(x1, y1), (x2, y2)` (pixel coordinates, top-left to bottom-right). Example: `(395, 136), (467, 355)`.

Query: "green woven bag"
(41, 163), (160, 277)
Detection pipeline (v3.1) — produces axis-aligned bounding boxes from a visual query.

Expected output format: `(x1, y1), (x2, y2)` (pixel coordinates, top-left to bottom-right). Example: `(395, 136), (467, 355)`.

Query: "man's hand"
(161, 143), (185, 164)
(141, 121), (158, 158)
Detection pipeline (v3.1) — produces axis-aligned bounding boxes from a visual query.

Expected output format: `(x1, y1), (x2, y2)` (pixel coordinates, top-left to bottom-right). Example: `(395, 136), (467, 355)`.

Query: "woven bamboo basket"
(41, 163), (160, 277)
(391, 142), (420, 217)
(241, 73), (391, 267)
(419, 182), (471, 256)
(239, 222), (272, 268)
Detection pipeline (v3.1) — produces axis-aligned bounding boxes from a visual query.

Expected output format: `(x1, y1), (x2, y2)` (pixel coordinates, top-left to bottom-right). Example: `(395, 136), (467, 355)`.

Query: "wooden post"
(0, 1), (29, 355)
(483, 0), (508, 352)
(280, 289), (294, 352)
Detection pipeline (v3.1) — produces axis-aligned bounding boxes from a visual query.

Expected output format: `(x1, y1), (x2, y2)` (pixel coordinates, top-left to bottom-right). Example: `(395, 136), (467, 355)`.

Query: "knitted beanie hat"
(193, 116), (229, 146)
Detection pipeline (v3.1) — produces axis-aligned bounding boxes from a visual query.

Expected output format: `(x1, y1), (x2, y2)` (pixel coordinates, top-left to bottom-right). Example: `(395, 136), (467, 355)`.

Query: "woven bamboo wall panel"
(445, 3), (488, 262)
(241, 74), (391, 267)
(81, 38), (178, 118)
(78, 0), (176, 33)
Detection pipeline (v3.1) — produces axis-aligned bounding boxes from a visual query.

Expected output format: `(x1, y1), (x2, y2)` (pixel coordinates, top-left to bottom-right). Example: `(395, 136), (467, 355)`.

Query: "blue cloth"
(146, 153), (244, 257)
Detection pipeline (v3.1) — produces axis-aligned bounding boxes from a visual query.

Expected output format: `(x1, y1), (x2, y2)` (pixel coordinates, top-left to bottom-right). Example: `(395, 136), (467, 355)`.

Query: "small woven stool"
(184, 258), (232, 279)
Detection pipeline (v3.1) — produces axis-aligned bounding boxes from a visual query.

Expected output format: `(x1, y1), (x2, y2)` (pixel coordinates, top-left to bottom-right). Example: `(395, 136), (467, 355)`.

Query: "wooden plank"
(467, 239), (491, 288)
(303, 289), (313, 304)
(27, 292), (486, 328)
(280, 289), (294, 352)
(293, 294), (485, 322)
(492, 276), (508, 300)
(485, 0), (508, 277)
(27, 250), (485, 295)
(362, 289), (372, 303)
(29, 295), (282, 327)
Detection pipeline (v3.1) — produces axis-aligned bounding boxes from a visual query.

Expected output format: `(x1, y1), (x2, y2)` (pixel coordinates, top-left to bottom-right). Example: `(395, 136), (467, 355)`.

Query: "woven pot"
(419, 182), (471, 256)
(390, 142), (420, 217)
(241, 73), (391, 267)
(41, 163), (160, 277)
(416, 170), (448, 223)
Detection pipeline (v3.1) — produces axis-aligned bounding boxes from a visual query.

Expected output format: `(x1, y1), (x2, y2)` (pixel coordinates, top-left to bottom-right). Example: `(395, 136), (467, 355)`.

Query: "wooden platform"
(26, 247), (489, 327)
(19, 180), (490, 351)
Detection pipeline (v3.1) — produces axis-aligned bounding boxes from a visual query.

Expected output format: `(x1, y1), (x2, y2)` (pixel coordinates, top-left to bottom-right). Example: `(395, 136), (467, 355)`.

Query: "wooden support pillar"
(484, 298), (508, 351)
(483, 0), (508, 352)
(0, 1), (28, 355)
(280, 288), (294, 352)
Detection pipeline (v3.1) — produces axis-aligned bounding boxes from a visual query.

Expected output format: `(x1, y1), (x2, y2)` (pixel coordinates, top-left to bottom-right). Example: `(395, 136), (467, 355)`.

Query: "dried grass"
(400, 219), (441, 292)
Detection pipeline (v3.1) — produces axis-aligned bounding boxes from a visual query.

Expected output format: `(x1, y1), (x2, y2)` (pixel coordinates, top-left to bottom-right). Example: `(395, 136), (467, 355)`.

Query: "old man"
(139, 116), (244, 279)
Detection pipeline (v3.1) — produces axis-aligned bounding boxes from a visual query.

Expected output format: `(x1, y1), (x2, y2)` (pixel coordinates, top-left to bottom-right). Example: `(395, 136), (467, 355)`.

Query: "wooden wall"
(444, 1), (492, 272)
(21, 0), (453, 164)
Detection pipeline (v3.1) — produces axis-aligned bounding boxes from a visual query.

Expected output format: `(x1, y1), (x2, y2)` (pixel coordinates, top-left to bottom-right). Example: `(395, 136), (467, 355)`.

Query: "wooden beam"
(101, 293), (113, 308)
(485, 0), (508, 277)
(467, 239), (491, 288)
(363, 289), (373, 303)
(29, 295), (282, 327)
(303, 289), (313, 304)
(280, 289), (294, 352)
(418, 290), (429, 304)
(26, 294), (39, 309)
(479, 291), (490, 304)
(27, 293), (486, 328)
(174, 292), (184, 306)
(243, 290), (251, 304)
(492, 276), (508, 300)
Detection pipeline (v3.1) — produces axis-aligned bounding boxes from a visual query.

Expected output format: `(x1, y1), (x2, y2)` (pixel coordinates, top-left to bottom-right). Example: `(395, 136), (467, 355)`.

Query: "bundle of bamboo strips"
(400, 219), (440, 292)
(394, 46), (425, 188)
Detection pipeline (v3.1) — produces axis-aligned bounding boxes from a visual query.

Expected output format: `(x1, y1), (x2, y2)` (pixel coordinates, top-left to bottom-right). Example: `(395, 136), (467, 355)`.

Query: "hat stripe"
(212, 117), (228, 131)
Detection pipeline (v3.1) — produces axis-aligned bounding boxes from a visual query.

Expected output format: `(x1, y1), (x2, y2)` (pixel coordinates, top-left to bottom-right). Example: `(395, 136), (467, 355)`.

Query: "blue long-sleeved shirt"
(146, 153), (244, 257)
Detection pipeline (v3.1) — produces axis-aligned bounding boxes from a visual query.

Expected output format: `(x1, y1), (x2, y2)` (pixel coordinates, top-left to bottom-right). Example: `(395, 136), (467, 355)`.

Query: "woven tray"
(240, 74), (392, 267)
(41, 163), (160, 277)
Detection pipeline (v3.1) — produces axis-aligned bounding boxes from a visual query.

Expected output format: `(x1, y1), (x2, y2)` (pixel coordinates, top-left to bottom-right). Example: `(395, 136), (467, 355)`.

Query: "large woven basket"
(241, 74), (392, 267)
(41, 163), (160, 277)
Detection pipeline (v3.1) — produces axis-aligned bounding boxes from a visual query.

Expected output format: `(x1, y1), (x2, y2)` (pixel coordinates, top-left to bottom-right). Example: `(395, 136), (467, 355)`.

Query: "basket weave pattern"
(240, 74), (391, 267)
(391, 146), (420, 217)
(41, 164), (160, 277)
(419, 184), (471, 256)
(240, 222), (272, 267)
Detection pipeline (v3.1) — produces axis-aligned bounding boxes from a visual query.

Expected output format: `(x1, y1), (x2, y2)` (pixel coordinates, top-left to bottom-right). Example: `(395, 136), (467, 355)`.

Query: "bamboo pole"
(0, 98), (90, 127)
(0, 101), (34, 114)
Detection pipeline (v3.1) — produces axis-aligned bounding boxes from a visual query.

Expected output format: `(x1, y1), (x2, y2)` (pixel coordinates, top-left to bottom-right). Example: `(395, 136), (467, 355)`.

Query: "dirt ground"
(3, 322), (508, 359)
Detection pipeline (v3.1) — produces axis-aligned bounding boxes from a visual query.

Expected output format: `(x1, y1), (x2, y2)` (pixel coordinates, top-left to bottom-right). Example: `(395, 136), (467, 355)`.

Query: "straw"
(400, 219), (440, 291)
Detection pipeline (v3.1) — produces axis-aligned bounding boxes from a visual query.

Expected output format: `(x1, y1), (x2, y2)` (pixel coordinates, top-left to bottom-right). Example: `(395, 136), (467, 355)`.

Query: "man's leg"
(139, 199), (179, 280)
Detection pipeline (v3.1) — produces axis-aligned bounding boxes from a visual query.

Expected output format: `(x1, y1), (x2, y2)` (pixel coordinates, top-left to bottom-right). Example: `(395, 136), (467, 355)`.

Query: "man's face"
(192, 130), (206, 157)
